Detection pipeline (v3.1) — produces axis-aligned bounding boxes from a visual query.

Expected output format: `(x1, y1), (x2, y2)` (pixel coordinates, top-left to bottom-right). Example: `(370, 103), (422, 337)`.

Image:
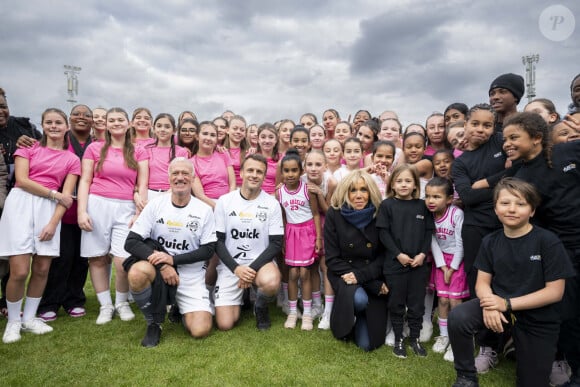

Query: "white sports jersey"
(214, 189), (284, 266)
(301, 170), (332, 197)
(432, 204), (464, 270)
(278, 180), (313, 225)
(130, 194), (217, 278)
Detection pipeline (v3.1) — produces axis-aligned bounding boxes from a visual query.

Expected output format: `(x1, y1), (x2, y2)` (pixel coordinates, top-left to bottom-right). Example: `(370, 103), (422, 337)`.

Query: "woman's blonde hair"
(330, 170), (382, 216)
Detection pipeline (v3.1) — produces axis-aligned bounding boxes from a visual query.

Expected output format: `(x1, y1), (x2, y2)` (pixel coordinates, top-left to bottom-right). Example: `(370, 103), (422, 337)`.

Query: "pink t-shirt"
(228, 147), (243, 187)
(191, 151), (233, 199)
(135, 138), (156, 148)
(261, 157), (278, 195)
(14, 143), (81, 191)
(83, 142), (148, 200)
(146, 145), (190, 190)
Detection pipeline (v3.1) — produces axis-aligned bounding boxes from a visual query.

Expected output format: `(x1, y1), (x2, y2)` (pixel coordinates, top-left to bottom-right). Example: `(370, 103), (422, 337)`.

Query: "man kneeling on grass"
(214, 154), (284, 331)
(124, 157), (217, 347)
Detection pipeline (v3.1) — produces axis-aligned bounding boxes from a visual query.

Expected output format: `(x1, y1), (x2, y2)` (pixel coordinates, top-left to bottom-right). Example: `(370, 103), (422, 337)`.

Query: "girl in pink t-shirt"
(223, 115), (249, 187)
(77, 107), (149, 326)
(256, 123), (280, 195)
(191, 121), (236, 209)
(0, 108), (81, 343)
(145, 113), (189, 200)
(131, 107), (155, 147)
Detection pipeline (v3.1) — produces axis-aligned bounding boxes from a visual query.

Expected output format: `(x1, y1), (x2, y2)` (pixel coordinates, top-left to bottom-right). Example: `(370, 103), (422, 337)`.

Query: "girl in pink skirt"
(276, 149), (322, 331)
(425, 177), (469, 362)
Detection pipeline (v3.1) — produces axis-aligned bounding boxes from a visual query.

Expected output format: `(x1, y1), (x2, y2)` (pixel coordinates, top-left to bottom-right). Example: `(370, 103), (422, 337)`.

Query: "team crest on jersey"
(186, 220), (199, 233)
(256, 210), (267, 223)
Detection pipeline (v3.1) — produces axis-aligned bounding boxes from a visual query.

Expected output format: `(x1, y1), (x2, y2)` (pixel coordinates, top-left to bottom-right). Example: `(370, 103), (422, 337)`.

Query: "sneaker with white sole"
(385, 329), (395, 346)
(21, 318), (53, 335)
(420, 320), (433, 342)
(301, 315), (313, 331)
(311, 304), (323, 319)
(96, 304), (115, 325)
(550, 360), (572, 386)
(38, 311), (57, 322)
(432, 335), (450, 353)
(318, 308), (331, 330)
(443, 345), (455, 362)
(2, 321), (22, 343)
(115, 302), (135, 321)
(67, 307), (86, 318)
(474, 346), (498, 374)
(284, 313), (298, 329)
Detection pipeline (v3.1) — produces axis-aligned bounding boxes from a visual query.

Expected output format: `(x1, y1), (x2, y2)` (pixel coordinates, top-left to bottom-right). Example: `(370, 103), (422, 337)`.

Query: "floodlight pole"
(522, 54), (539, 104)
(64, 65), (82, 108)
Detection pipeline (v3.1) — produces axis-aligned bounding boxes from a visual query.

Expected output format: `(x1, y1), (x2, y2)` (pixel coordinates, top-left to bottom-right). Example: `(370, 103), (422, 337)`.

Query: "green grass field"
(0, 284), (516, 386)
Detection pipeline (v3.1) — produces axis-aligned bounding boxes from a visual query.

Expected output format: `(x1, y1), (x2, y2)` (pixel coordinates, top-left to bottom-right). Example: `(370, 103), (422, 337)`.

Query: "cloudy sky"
(1, 0), (578, 127)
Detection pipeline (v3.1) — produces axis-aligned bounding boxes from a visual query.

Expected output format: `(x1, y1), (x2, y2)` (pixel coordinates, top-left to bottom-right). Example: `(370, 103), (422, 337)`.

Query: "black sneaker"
(452, 375), (479, 387)
(393, 338), (407, 358)
(141, 323), (162, 348)
(168, 303), (181, 323)
(410, 337), (427, 357)
(254, 304), (271, 331)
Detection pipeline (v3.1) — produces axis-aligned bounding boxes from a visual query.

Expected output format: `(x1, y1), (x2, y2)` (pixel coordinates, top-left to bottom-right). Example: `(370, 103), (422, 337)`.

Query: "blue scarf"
(340, 203), (375, 230)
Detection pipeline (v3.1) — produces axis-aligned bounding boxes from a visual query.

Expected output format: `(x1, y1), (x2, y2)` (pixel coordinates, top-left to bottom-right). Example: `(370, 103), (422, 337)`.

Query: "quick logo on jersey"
(529, 255), (542, 262)
(231, 228), (260, 239)
(156, 218), (165, 224)
(563, 163), (576, 173)
(493, 152), (502, 158)
(157, 236), (190, 251)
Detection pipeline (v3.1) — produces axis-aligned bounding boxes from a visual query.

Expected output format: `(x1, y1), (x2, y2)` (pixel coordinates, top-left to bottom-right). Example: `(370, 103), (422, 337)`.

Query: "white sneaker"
(474, 346), (499, 374)
(21, 318), (53, 335)
(96, 304), (115, 325)
(550, 360), (572, 386)
(312, 304), (323, 319)
(385, 328), (395, 346)
(115, 302), (135, 321)
(318, 308), (331, 330)
(419, 320), (433, 342)
(443, 345), (454, 362)
(2, 321), (22, 343)
(432, 335), (450, 353)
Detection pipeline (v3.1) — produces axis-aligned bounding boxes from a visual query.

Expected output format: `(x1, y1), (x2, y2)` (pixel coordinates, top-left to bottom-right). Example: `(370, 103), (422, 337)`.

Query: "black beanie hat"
(489, 73), (525, 103)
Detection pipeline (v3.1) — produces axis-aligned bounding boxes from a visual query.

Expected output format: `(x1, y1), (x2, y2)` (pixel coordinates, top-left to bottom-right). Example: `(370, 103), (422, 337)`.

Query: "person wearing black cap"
(488, 73), (525, 132)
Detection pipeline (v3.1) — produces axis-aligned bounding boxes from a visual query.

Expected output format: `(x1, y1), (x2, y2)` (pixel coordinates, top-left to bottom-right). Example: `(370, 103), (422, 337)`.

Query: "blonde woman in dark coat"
(324, 170), (389, 351)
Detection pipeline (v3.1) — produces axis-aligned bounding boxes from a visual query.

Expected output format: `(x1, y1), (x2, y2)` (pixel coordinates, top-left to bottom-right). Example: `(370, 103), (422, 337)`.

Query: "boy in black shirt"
(448, 178), (574, 387)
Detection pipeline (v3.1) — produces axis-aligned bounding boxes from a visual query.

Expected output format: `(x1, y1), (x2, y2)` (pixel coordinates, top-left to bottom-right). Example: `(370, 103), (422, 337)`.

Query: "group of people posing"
(1, 72), (580, 387)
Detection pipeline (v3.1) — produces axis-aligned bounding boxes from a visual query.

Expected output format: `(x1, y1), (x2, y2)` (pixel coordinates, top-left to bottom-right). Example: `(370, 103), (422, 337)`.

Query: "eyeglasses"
(180, 128), (196, 133)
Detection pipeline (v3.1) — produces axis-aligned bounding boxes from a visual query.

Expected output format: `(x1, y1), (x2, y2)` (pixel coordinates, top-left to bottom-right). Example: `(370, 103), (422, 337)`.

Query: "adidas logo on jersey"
(229, 211), (237, 216)
(156, 218), (165, 224)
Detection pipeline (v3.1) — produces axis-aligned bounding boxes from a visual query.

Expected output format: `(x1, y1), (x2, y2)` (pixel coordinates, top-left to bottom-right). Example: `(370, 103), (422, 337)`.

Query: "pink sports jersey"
(228, 147), (242, 186)
(261, 157), (278, 195)
(14, 143), (81, 190)
(83, 142), (148, 200)
(146, 145), (189, 190)
(278, 180), (313, 225)
(191, 151), (233, 199)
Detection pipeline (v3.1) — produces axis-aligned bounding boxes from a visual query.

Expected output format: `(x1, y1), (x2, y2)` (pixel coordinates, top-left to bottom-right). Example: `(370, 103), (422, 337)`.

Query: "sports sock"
(439, 318), (448, 337)
(324, 295), (334, 311)
(288, 300), (297, 315)
(312, 291), (322, 308)
(131, 286), (154, 324)
(6, 299), (23, 323)
(115, 291), (129, 305)
(282, 282), (289, 303)
(303, 299), (312, 317)
(22, 297), (41, 322)
(96, 290), (113, 307)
